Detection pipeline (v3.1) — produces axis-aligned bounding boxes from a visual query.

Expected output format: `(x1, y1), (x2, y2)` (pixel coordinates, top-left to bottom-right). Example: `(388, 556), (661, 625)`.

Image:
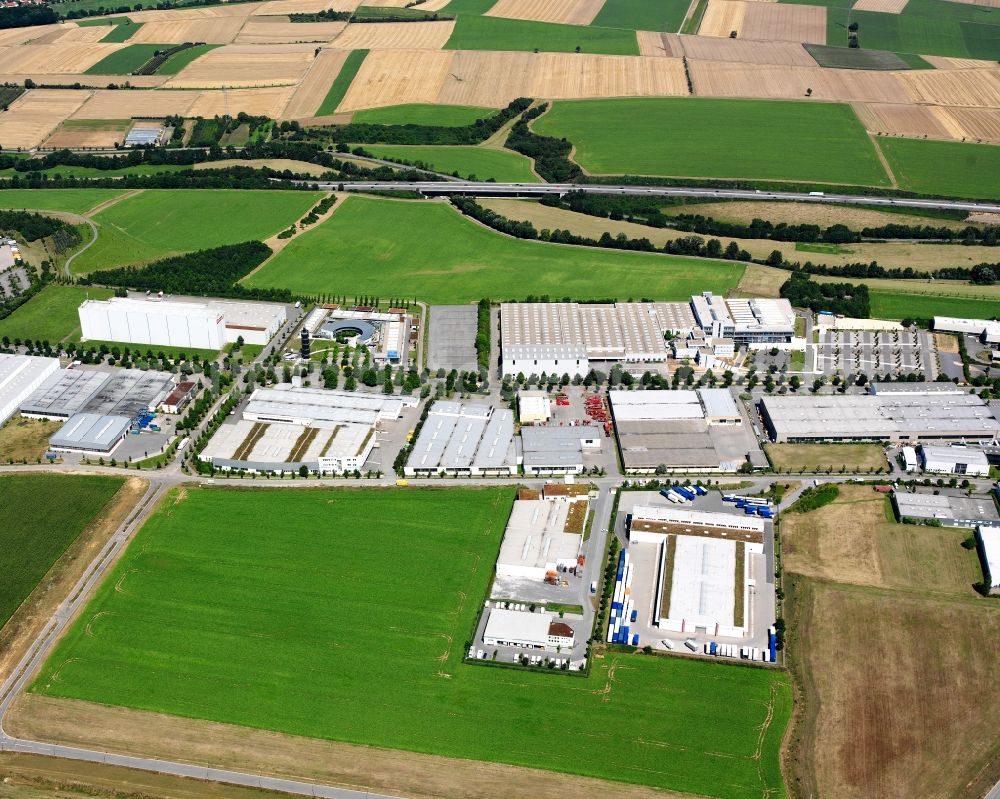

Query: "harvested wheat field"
(0, 43), (125, 74)
(853, 102), (955, 139)
(128, 16), (246, 43)
(939, 107), (1000, 141)
(636, 31), (685, 57)
(923, 56), (1000, 69)
(251, 0), (362, 13)
(164, 44), (314, 87)
(336, 48), (453, 110)
(235, 20), (348, 44)
(70, 89), (200, 119)
(678, 34), (816, 65)
(43, 119), (132, 149)
(701, 1), (826, 43)
(127, 5), (254, 21)
(29, 24), (112, 45)
(852, 0), (909, 11)
(187, 86), (296, 117)
(690, 61), (910, 102)
(0, 90), (92, 149)
(331, 20), (456, 49)
(365, 0), (450, 7)
(0, 73), (166, 88)
(282, 48), (352, 118)
(484, 0), (607, 26)
(900, 68), (1000, 108)
(698, 0), (746, 36)
(0, 25), (61, 46)
(943, 0), (1000, 6)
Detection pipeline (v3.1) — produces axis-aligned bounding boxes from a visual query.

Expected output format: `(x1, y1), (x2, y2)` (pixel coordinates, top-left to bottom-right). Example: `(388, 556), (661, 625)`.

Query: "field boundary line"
(242, 191), (343, 282)
(84, 188), (143, 217)
(868, 133), (898, 188)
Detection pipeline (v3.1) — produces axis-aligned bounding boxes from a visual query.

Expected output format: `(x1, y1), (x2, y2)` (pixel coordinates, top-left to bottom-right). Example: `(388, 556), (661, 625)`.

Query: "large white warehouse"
(0, 354), (59, 427)
(79, 297), (286, 350)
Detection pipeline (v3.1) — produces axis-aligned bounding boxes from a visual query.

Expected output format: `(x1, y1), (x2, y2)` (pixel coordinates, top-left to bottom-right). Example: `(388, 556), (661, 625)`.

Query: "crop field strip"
(443, 14), (642, 54)
(31, 486), (790, 799)
(283, 48), (353, 119)
(0, 90), (93, 150)
(483, 0), (608, 26)
(235, 20), (349, 44)
(163, 44), (316, 88)
(331, 20), (457, 49)
(0, 43), (129, 73)
(42, 119), (133, 149)
(245, 196), (744, 302)
(698, 0), (828, 43)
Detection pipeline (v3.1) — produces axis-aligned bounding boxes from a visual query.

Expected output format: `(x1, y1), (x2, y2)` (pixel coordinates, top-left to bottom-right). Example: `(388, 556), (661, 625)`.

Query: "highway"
(303, 180), (1000, 214)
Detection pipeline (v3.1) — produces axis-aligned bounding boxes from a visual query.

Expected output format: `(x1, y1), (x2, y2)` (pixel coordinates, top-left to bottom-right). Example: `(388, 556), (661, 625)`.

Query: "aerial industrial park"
(0, 0), (999, 794)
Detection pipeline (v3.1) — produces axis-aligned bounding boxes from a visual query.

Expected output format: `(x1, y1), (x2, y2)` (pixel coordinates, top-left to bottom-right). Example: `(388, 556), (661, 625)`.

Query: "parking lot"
(813, 329), (936, 379)
(427, 305), (478, 374)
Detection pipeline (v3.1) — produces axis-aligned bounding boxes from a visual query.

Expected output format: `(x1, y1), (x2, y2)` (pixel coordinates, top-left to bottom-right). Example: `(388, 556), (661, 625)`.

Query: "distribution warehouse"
(500, 295), (793, 376)
(494, 496), (585, 581)
(0, 354), (59, 426)
(78, 297), (287, 350)
(759, 384), (1000, 442)
(404, 402), (516, 477)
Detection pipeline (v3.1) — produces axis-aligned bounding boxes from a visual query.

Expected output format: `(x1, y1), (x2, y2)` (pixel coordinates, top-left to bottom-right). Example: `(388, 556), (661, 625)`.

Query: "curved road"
(300, 180), (1000, 214)
(63, 217), (98, 279)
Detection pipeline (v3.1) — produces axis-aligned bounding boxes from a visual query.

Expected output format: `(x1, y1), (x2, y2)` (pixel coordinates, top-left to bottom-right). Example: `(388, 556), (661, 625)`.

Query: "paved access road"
(301, 181), (1000, 215)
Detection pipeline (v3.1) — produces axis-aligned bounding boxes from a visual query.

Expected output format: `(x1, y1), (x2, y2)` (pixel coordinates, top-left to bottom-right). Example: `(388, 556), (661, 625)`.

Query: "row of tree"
(505, 104), (581, 183)
(779, 271), (871, 317)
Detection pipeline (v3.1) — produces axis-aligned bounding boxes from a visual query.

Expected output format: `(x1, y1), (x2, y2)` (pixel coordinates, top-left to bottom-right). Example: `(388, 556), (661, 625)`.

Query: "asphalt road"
(302, 181), (1000, 214)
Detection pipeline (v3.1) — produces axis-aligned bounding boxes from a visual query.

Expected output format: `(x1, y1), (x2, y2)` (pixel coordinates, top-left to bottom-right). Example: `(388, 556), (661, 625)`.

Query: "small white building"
(902, 445), (919, 472)
(518, 390), (551, 425)
(482, 608), (574, 650)
(495, 497), (584, 580)
(976, 525), (1000, 594)
(920, 445), (990, 477)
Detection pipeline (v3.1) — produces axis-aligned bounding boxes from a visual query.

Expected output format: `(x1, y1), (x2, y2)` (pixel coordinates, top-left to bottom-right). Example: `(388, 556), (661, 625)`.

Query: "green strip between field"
(316, 49), (369, 116)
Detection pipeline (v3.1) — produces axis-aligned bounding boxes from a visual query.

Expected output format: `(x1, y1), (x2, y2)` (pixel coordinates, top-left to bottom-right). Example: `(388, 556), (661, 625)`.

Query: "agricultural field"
(444, 14), (642, 53)
(532, 98), (891, 184)
(156, 43), (221, 75)
(364, 144), (539, 181)
(43, 119), (132, 149)
(878, 138), (1000, 200)
(84, 43), (170, 74)
(316, 49), (369, 116)
(764, 443), (888, 472)
(782, 485), (1000, 798)
(0, 415), (62, 463)
(0, 474), (124, 629)
(351, 103), (494, 125)
(70, 189), (322, 273)
(591, 0), (691, 32)
(245, 196), (745, 303)
(31, 486), (790, 799)
(0, 285), (114, 343)
(868, 290), (1000, 322)
(0, 189), (124, 215)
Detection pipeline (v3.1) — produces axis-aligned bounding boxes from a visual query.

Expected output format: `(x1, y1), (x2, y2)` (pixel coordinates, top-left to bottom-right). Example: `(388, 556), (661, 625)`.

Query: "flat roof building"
(920, 445), (990, 477)
(0, 354), (59, 427)
(404, 402), (515, 476)
(496, 498), (584, 581)
(691, 293), (794, 344)
(518, 390), (551, 425)
(482, 608), (574, 650)
(892, 491), (1000, 529)
(520, 424), (602, 475)
(934, 316), (1000, 345)
(244, 385), (415, 427)
(975, 525), (1000, 594)
(760, 391), (1000, 443)
(49, 412), (131, 454)
(20, 369), (111, 420)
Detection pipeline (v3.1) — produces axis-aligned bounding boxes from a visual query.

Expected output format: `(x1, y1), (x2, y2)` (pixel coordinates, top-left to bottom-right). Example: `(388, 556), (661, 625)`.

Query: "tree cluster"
(505, 104), (581, 182)
(0, 4), (58, 28)
(0, 210), (77, 243)
(475, 298), (490, 371)
(779, 271), (870, 317)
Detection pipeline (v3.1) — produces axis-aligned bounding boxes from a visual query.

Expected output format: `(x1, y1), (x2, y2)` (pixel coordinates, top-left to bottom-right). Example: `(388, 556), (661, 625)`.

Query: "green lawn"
(0, 285), (114, 343)
(0, 164), (191, 179)
(0, 189), (125, 215)
(807, 0), (1000, 59)
(0, 474), (124, 628)
(316, 49), (369, 116)
(365, 145), (539, 181)
(98, 20), (142, 42)
(533, 98), (890, 185)
(71, 189), (322, 273)
(591, 0), (691, 32)
(439, 0), (496, 12)
(869, 290), (1000, 321)
(878, 138), (1000, 200)
(445, 14), (641, 53)
(352, 103), (494, 126)
(156, 44), (220, 75)
(85, 43), (172, 75)
(33, 486), (790, 799)
(245, 196), (745, 302)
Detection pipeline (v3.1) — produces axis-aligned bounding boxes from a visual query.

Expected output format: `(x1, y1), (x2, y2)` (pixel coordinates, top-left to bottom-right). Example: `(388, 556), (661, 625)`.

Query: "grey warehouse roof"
(894, 492), (1000, 526)
(50, 413), (131, 452)
(21, 369), (111, 418)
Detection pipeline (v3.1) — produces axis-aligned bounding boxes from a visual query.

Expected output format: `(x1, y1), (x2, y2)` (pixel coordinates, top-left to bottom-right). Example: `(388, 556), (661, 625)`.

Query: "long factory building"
(79, 296), (287, 350)
(760, 384), (1000, 443)
(0, 353), (59, 427)
(404, 401), (516, 477)
(500, 295), (794, 377)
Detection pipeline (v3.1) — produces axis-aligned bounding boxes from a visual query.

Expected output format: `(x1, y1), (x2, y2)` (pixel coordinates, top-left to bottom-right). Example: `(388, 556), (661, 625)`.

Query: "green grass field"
(444, 15), (641, 53)
(316, 49), (369, 116)
(85, 43), (172, 75)
(33, 486), (790, 799)
(365, 145), (539, 182)
(155, 44), (220, 75)
(98, 20), (142, 42)
(806, 0), (1000, 59)
(71, 189), (322, 273)
(0, 285), (114, 343)
(870, 290), (1000, 321)
(878, 138), (1000, 200)
(245, 196), (744, 302)
(0, 474), (123, 628)
(351, 104), (494, 126)
(533, 98), (890, 185)
(591, 0), (690, 32)
(0, 164), (190, 179)
(0, 189), (125, 214)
